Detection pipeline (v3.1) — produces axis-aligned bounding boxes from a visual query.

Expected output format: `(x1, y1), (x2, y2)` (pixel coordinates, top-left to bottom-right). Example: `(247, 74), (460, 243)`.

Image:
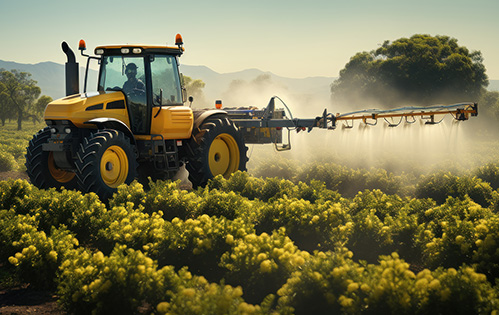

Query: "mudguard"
(193, 109), (227, 130)
(84, 117), (135, 144)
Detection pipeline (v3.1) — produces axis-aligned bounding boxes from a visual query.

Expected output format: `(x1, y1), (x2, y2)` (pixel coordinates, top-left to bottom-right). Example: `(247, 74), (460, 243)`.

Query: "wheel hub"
(100, 145), (129, 188)
(208, 133), (240, 177)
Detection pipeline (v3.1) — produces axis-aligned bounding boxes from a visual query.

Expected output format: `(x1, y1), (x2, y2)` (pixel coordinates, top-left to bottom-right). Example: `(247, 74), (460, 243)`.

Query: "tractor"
(25, 34), (478, 200)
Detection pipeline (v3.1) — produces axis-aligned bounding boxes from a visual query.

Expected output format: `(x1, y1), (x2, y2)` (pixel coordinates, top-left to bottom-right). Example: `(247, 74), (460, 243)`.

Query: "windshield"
(150, 55), (182, 105)
(98, 54), (183, 106)
(98, 56), (146, 94)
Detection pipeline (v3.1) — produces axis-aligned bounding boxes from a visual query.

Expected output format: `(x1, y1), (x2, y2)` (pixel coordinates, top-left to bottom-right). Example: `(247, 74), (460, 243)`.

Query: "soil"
(0, 284), (65, 314)
(0, 171), (29, 182)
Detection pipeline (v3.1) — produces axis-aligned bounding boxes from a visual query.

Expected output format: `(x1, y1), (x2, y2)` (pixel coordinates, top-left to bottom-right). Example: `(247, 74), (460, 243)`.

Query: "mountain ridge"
(0, 59), (337, 103)
(1, 59), (498, 107)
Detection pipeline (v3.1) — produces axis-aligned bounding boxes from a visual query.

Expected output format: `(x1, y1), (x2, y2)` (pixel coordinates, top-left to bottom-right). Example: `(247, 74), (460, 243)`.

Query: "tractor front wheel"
(187, 116), (248, 188)
(25, 127), (78, 190)
(75, 129), (137, 200)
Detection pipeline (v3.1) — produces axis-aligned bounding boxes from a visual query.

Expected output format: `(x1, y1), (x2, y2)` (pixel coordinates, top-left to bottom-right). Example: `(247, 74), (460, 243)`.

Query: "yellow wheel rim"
(100, 145), (129, 188)
(208, 133), (240, 178)
(48, 152), (75, 183)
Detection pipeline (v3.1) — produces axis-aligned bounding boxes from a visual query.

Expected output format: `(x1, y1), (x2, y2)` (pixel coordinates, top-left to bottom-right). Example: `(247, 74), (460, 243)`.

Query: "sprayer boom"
(226, 97), (478, 151)
(333, 103), (478, 128)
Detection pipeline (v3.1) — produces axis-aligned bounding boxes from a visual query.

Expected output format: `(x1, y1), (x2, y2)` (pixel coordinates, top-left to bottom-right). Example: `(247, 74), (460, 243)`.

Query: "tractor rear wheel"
(187, 116), (248, 187)
(25, 127), (77, 190)
(75, 129), (137, 200)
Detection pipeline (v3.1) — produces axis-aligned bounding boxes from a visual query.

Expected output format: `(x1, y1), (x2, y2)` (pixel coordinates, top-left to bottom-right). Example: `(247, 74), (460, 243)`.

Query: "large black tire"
(75, 129), (138, 200)
(186, 116), (248, 188)
(25, 127), (78, 190)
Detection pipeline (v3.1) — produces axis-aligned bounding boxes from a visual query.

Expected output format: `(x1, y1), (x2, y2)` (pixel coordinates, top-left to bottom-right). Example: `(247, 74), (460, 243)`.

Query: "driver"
(122, 63), (145, 95)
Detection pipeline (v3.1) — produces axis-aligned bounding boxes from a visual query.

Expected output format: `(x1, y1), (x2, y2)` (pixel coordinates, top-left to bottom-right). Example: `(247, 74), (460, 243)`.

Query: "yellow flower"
(338, 295), (354, 308)
(182, 288), (196, 297)
(429, 279), (440, 290)
(93, 251), (104, 262)
(8, 256), (18, 266)
(157, 302), (170, 314)
(311, 215), (319, 223)
(347, 282), (359, 292)
(47, 250), (58, 262)
(293, 255), (305, 266)
(360, 284), (370, 292)
(257, 253), (267, 261)
(260, 260), (272, 273)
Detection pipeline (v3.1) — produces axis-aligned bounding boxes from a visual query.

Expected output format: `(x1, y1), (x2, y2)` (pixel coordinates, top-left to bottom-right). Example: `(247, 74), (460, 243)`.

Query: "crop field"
(1, 121), (499, 314)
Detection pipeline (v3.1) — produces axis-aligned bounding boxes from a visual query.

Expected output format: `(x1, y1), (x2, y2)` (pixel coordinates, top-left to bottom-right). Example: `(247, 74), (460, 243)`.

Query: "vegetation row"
(1, 170), (499, 314)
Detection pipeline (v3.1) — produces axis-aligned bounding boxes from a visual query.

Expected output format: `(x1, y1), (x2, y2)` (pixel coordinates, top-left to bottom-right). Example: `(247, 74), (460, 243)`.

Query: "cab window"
(150, 55), (182, 105)
(98, 56), (146, 94)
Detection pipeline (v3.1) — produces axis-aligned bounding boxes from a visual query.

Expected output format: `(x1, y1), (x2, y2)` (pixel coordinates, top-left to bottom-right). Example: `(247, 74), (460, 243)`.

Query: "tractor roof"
(94, 44), (184, 56)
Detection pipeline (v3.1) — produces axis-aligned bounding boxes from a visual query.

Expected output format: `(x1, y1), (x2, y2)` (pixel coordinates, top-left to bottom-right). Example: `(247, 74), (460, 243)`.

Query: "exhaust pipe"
(61, 41), (79, 96)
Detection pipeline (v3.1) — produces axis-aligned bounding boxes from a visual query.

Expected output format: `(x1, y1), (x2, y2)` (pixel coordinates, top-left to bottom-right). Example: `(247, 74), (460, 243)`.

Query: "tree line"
(0, 69), (52, 130)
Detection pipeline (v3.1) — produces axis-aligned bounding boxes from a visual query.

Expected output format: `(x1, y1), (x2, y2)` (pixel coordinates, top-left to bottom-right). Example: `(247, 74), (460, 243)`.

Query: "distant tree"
(331, 34), (488, 108)
(0, 71), (15, 126)
(35, 95), (53, 116)
(183, 75), (207, 106)
(0, 69), (41, 130)
(0, 96), (15, 126)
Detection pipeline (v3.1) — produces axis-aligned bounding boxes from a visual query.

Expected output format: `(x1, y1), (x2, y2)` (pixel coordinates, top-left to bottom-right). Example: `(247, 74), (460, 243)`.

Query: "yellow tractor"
(26, 35), (247, 199)
(25, 34), (478, 200)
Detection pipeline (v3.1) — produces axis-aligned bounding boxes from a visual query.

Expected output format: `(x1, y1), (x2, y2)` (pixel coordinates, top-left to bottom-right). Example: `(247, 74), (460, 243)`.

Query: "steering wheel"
(129, 88), (146, 97)
(106, 86), (122, 91)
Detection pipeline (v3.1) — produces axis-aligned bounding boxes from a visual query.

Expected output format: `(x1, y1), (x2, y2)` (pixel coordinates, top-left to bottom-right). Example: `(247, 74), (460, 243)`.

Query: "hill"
(0, 60), (98, 100)
(0, 59), (335, 109)
(179, 65), (335, 102)
(2, 58), (498, 111)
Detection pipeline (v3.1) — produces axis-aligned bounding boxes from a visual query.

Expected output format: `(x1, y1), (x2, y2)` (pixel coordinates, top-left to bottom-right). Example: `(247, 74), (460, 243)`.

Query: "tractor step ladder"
(150, 135), (180, 171)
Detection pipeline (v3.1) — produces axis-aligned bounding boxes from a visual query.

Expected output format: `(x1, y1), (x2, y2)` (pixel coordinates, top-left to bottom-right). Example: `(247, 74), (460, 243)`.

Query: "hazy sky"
(1, 0), (498, 79)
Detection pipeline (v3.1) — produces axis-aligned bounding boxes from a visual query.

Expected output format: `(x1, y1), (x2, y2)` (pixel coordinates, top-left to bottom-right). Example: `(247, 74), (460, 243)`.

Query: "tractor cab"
(93, 42), (186, 135)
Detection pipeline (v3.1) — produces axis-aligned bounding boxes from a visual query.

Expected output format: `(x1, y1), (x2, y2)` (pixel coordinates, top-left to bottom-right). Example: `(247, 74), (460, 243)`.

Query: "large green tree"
(331, 34), (488, 108)
(0, 69), (41, 130)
